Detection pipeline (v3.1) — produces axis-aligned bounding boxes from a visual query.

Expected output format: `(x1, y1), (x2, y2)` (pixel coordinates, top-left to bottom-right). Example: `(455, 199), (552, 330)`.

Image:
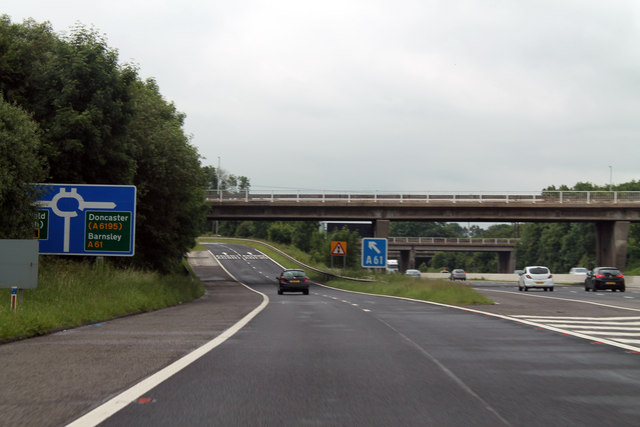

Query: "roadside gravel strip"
(0, 252), (263, 427)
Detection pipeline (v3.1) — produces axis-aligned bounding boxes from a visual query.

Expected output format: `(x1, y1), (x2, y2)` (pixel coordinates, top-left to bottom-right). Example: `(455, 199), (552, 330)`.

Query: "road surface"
(97, 243), (640, 426)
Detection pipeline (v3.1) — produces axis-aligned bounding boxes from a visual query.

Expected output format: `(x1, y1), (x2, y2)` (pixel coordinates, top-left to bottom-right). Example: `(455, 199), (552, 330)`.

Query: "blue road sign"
(35, 184), (136, 256)
(361, 238), (387, 268)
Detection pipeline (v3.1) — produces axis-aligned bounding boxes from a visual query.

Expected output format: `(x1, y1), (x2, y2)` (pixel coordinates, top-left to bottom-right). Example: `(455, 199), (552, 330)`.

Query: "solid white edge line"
(66, 250), (269, 427)
(314, 283), (640, 353)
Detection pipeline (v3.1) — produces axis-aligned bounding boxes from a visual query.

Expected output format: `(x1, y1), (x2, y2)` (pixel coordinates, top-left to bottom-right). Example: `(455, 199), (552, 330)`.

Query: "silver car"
(404, 269), (421, 279)
(450, 269), (466, 281)
(518, 266), (554, 291)
(569, 267), (588, 275)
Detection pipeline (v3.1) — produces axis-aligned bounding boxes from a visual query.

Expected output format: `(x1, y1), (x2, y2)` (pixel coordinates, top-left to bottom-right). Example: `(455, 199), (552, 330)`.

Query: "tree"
(390, 221), (458, 237)
(481, 224), (515, 239)
(202, 165), (218, 190)
(0, 18), (136, 184)
(126, 78), (208, 272)
(235, 221), (255, 238)
(43, 25), (136, 184)
(321, 227), (362, 268)
(203, 165), (250, 194)
(0, 16), (59, 120)
(268, 222), (293, 244)
(0, 95), (48, 238)
(291, 221), (320, 252)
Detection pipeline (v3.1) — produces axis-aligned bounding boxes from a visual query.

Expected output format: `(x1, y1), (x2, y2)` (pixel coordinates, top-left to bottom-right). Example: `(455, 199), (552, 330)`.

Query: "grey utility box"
(0, 240), (39, 289)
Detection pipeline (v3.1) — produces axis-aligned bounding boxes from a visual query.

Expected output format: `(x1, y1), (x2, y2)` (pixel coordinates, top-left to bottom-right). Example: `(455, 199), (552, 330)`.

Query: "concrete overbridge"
(388, 237), (518, 273)
(207, 190), (640, 272)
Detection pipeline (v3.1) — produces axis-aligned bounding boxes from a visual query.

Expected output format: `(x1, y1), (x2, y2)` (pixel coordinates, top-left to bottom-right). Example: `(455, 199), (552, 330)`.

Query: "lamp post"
(216, 156), (221, 235)
(609, 165), (612, 191)
(217, 156), (221, 194)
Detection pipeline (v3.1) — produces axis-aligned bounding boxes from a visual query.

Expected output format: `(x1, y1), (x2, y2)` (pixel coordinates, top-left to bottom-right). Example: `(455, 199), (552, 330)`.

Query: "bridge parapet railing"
(205, 190), (640, 204)
(389, 237), (519, 245)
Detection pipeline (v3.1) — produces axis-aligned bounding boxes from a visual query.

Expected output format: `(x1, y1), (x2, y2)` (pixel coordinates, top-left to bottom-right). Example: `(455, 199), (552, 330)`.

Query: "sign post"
(10, 287), (18, 311)
(330, 241), (347, 268)
(35, 184), (136, 256)
(361, 238), (387, 269)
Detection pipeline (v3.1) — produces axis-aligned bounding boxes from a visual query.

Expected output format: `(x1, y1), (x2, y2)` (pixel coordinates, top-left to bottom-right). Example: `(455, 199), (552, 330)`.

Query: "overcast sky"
(4, 1), (640, 193)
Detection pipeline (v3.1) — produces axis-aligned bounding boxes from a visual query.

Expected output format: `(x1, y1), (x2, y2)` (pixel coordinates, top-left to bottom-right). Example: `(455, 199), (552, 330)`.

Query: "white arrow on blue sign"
(361, 238), (387, 268)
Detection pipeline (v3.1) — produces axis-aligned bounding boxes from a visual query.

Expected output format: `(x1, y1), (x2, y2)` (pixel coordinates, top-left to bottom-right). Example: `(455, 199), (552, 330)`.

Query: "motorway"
(3, 242), (640, 426)
(96, 242), (640, 426)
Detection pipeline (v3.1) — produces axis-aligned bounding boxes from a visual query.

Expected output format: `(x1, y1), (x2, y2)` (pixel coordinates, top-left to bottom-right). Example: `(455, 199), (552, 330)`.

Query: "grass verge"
(199, 237), (493, 305)
(326, 275), (494, 305)
(0, 257), (204, 342)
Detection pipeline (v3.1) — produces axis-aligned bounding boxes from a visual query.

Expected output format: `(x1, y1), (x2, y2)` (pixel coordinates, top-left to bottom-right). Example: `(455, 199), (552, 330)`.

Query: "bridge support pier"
(595, 221), (629, 271)
(498, 251), (516, 274)
(398, 248), (416, 273)
(374, 220), (390, 238)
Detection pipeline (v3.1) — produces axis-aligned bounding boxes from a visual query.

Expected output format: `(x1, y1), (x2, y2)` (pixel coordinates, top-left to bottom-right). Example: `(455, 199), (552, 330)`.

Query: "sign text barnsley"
(85, 211), (132, 252)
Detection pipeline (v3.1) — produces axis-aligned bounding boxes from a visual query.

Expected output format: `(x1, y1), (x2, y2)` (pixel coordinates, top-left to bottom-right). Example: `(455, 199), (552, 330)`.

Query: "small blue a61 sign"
(361, 238), (387, 268)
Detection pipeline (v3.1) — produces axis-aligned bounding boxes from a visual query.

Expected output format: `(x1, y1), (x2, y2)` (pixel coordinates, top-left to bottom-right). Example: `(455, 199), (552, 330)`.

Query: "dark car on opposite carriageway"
(584, 267), (625, 292)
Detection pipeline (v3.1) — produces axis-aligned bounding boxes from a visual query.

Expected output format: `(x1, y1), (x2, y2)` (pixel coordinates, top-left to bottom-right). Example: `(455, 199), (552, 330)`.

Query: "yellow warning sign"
(331, 241), (347, 256)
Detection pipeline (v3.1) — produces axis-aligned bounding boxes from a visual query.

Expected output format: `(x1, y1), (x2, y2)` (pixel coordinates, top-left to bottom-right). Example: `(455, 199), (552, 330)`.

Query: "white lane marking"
(375, 317), (511, 426)
(481, 288), (640, 313)
(542, 320), (640, 326)
(584, 331), (640, 336)
(541, 321), (640, 326)
(612, 338), (640, 344)
(513, 315), (640, 320)
(549, 324), (640, 330)
(363, 309), (371, 312)
(514, 313), (640, 348)
(66, 251), (270, 427)
(314, 283), (640, 353)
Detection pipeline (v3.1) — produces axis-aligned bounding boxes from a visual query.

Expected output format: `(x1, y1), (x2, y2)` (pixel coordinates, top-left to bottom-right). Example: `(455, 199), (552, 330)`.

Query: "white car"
(518, 266), (554, 292)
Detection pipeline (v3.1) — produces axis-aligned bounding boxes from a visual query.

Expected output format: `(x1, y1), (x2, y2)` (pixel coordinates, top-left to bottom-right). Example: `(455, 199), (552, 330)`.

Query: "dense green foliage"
(125, 78), (208, 271)
(0, 95), (48, 238)
(390, 221), (465, 237)
(0, 258), (204, 341)
(0, 16), (210, 271)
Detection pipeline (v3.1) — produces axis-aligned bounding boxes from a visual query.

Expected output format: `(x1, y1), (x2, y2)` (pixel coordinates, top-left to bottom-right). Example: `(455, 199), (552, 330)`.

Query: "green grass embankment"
(199, 237), (493, 306)
(0, 258), (204, 342)
(326, 276), (493, 305)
